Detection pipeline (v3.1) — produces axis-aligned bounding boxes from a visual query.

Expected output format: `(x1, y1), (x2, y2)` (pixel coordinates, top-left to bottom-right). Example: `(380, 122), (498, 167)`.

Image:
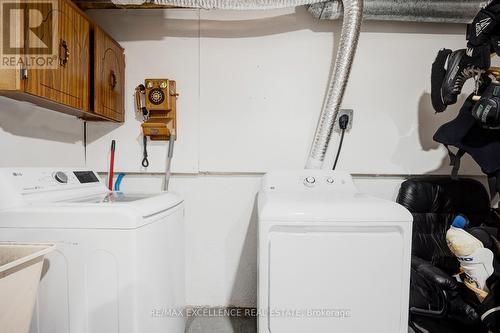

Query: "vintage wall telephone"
(135, 79), (178, 190)
(135, 79), (178, 141)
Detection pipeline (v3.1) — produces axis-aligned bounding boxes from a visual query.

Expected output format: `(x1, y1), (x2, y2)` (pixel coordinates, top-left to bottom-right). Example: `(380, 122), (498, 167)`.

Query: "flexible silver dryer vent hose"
(306, 0), (363, 169)
(121, 0), (364, 170)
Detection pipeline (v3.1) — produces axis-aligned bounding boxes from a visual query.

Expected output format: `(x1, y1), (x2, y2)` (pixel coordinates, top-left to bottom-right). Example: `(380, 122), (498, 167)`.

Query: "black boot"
(431, 49), (486, 113)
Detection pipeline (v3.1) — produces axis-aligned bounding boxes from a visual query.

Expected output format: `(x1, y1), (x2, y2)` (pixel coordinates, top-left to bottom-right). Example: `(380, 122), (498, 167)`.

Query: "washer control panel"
(0, 168), (102, 194)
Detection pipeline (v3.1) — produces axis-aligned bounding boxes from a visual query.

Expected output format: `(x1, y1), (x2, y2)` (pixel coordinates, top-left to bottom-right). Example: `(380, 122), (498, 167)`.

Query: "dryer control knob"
(54, 171), (68, 184)
(304, 176), (316, 187)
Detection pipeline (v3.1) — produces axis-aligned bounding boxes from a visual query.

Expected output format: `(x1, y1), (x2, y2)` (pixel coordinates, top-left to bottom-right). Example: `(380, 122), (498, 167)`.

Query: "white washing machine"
(0, 168), (185, 333)
(258, 170), (412, 333)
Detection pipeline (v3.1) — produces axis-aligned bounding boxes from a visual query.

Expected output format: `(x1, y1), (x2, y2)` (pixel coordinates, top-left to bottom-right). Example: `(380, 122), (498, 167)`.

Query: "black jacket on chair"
(397, 177), (492, 333)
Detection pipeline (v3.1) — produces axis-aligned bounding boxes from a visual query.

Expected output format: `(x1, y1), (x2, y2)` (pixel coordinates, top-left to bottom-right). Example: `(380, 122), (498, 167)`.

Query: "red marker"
(108, 140), (116, 191)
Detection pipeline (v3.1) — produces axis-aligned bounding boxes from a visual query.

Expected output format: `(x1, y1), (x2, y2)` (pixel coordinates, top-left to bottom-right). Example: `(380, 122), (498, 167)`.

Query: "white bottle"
(446, 215), (494, 291)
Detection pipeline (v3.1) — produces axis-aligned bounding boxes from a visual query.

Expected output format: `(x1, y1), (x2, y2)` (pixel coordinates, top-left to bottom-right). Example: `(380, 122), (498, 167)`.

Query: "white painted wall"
(0, 97), (84, 167)
(0, 7), (488, 308)
(86, 8), (481, 175)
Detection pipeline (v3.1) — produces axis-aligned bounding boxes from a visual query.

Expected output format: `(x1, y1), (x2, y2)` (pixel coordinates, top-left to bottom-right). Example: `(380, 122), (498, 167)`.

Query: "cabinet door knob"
(59, 39), (69, 67)
(109, 70), (117, 90)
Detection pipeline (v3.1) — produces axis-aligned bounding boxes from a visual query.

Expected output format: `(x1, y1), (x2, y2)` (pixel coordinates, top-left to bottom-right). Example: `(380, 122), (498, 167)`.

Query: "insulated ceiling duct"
(111, 0), (326, 7)
(309, 0), (489, 23)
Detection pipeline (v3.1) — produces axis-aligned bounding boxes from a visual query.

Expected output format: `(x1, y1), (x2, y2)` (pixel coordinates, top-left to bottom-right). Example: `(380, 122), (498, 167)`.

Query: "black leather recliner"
(396, 177), (493, 333)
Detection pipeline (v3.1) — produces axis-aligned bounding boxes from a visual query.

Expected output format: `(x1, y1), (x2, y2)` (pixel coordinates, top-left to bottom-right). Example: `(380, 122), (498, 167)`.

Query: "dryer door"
(268, 226), (407, 333)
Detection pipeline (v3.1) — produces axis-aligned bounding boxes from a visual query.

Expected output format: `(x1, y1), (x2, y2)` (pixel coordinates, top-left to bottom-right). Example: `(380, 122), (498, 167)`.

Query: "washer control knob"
(54, 171), (68, 184)
(326, 178), (334, 184)
(304, 176), (316, 187)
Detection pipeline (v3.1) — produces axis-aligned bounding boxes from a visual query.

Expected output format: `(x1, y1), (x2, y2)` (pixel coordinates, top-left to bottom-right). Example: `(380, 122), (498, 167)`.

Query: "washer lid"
(0, 191), (183, 229)
(61, 191), (183, 218)
(66, 193), (155, 203)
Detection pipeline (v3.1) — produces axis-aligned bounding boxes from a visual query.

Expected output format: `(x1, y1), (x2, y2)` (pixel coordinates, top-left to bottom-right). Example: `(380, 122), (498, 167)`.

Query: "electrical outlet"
(334, 109), (353, 131)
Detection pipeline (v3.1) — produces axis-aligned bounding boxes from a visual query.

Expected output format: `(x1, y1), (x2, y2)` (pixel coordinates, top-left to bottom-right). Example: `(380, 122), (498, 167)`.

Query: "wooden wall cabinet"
(0, 0), (125, 122)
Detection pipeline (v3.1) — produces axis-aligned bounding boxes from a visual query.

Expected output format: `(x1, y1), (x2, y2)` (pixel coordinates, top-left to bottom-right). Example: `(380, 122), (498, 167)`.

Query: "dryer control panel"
(261, 170), (357, 193)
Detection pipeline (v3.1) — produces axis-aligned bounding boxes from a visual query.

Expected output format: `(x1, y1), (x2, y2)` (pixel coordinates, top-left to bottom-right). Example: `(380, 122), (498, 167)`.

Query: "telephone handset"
(135, 84), (148, 120)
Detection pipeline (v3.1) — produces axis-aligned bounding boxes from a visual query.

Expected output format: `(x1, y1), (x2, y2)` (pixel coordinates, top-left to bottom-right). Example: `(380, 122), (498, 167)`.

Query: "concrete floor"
(186, 316), (256, 333)
(186, 319), (414, 333)
(184, 308), (413, 333)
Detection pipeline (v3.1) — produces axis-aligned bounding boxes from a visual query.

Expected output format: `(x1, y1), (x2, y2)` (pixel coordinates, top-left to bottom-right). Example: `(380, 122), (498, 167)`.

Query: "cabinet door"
(24, 0), (89, 111)
(93, 27), (125, 122)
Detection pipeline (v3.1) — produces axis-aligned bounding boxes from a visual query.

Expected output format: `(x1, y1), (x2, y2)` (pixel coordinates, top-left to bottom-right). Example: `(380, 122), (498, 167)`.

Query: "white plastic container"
(0, 243), (55, 333)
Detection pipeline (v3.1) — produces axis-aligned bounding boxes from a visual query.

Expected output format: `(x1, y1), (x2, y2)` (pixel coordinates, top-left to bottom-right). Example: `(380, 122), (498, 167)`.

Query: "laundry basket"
(0, 243), (55, 333)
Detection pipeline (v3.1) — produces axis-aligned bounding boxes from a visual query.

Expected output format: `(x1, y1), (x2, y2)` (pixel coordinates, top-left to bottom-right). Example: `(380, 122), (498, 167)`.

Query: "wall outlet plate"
(334, 109), (353, 132)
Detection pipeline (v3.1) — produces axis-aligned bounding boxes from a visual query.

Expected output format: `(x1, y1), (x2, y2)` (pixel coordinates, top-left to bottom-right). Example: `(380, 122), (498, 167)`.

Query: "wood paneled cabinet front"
(93, 27), (125, 122)
(0, 0), (125, 123)
(24, 0), (90, 113)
